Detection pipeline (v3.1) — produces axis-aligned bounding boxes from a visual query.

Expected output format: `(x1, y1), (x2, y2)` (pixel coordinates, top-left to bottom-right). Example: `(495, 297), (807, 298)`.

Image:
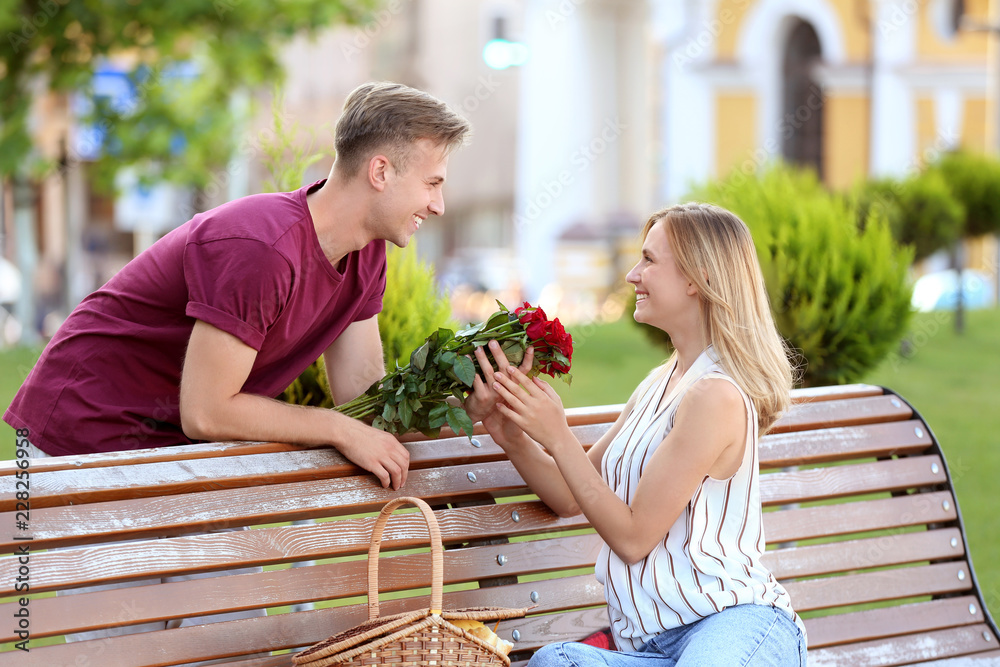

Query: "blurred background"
(3, 0), (997, 341)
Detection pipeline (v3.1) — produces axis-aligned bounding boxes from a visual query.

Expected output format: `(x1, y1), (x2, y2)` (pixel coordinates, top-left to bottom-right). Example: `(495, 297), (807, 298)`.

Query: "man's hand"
(333, 418), (409, 489)
(465, 342), (534, 424)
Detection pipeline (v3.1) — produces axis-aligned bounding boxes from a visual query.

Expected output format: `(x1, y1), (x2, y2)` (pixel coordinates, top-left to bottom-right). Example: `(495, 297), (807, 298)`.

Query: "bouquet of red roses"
(335, 301), (573, 438)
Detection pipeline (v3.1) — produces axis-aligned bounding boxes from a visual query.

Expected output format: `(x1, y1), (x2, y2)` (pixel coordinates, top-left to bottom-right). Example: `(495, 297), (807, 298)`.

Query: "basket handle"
(366, 496), (444, 621)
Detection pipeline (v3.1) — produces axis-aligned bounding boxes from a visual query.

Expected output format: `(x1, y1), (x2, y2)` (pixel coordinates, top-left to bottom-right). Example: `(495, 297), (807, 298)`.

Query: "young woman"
(473, 203), (807, 666)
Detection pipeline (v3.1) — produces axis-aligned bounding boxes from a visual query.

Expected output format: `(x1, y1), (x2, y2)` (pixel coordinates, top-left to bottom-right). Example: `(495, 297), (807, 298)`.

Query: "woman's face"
(626, 220), (698, 331)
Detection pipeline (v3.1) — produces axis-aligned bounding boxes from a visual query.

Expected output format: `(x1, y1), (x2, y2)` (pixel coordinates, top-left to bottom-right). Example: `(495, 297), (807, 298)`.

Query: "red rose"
(542, 318), (572, 373)
(514, 302), (573, 377)
(516, 302), (549, 343)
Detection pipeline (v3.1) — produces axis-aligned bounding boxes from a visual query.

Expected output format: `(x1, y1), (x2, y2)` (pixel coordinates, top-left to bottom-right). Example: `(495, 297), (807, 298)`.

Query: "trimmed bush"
(668, 164), (914, 386)
(931, 150), (1000, 238)
(851, 171), (964, 262)
(281, 355), (334, 408)
(380, 243), (457, 370)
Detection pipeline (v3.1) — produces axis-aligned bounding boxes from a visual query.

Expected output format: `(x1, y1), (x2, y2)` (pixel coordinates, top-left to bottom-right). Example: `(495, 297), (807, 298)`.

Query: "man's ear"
(368, 155), (391, 192)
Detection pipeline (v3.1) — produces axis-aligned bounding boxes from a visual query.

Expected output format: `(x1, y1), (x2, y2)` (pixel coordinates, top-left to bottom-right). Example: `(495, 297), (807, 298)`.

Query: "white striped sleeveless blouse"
(594, 345), (806, 651)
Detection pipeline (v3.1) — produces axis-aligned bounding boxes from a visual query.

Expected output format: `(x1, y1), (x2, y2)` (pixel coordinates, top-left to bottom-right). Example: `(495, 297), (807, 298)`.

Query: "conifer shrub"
(852, 171), (964, 262)
(639, 165), (914, 387)
(379, 243), (458, 370)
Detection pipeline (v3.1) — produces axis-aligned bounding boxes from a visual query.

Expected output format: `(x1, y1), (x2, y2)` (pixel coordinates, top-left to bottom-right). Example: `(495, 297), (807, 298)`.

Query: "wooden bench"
(2, 384), (998, 666)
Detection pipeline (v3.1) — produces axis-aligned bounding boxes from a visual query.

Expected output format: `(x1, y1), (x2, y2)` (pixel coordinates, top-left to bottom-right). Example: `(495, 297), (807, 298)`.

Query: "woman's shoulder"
(680, 374), (749, 424)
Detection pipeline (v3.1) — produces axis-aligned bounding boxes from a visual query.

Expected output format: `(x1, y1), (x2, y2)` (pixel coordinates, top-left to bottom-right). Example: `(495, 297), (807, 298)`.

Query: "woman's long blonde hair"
(643, 203), (794, 433)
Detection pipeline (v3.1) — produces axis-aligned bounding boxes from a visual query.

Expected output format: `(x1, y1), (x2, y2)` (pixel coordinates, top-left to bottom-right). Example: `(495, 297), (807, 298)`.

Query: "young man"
(5, 82), (472, 491)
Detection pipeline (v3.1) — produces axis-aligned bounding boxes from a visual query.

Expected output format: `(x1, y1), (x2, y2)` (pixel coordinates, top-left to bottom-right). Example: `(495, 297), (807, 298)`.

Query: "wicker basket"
(292, 497), (530, 667)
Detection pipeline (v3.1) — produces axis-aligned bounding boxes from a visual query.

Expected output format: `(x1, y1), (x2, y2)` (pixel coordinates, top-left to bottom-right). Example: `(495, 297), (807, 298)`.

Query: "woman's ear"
(687, 268), (709, 296)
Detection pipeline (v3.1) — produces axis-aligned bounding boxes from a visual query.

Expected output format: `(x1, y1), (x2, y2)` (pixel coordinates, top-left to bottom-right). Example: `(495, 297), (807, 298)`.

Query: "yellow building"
(675, 0), (988, 189)
(656, 0), (996, 280)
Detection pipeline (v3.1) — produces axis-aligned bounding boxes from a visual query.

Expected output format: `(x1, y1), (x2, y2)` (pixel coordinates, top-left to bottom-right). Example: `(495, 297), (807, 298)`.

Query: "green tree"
(926, 150), (1000, 333)
(0, 0), (375, 186)
(852, 171), (964, 262)
(932, 150), (1000, 239)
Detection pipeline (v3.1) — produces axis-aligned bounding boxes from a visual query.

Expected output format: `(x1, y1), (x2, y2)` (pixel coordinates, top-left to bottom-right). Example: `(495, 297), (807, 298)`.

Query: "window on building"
(781, 19), (824, 180)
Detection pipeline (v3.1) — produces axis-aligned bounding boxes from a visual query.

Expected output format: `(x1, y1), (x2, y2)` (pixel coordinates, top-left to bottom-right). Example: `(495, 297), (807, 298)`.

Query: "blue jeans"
(528, 605), (806, 667)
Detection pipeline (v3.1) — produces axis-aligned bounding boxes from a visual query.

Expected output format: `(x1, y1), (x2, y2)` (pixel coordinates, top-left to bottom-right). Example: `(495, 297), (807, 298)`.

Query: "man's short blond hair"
(334, 82), (471, 178)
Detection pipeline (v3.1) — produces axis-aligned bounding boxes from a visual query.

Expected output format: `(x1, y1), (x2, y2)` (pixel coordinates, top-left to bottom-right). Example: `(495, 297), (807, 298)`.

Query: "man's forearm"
(183, 390), (357, 447)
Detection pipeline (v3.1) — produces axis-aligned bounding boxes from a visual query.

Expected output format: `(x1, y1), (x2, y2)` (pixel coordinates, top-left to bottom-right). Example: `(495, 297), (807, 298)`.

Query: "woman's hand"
(492, 365), (571, 452)
(464, 341), (534, 427)
(481, 403), (527, 449)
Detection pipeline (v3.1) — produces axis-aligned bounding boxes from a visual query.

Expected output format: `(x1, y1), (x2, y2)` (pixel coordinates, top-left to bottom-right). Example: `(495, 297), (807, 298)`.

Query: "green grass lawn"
(2, 308), (998, 619)
(0, 345), (42, 460)
(549, 316), (667, 409)
(860, 308), (1000, 621)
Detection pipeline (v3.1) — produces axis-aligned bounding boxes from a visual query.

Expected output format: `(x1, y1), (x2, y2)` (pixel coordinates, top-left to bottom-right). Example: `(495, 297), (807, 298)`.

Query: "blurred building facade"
(2, 0), (999, 339)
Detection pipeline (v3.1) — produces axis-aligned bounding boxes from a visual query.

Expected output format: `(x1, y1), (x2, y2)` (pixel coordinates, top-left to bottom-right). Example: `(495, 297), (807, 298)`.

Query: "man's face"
(376, 138), (449, 248)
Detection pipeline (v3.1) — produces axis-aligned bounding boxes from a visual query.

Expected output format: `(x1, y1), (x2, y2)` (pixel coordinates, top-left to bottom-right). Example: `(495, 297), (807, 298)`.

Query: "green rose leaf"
(445, 405), (474, 438)
(484, 311), (512, 331)
(456, 322), (484, 338)
(428, 403), (449, 429)
(410, 342), (430, 371)
(501, 340), (525, 365)
(452, 355), (476, 387)
(398, 398), (413, 429)
(434, 328), (455, 347)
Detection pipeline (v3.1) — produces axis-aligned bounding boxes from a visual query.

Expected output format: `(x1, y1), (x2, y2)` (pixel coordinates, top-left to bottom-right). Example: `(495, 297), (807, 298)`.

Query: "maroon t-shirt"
(4, 180), (386, 455)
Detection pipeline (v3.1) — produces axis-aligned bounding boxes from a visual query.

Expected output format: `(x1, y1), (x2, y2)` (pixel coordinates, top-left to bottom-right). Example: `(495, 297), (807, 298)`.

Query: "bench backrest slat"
(805, 596), (986, 649)
(0, 384), (880, 477)
(763, 490), (956, 543)
(4, 418), (934, 513)
(786, 560), (973, 612)
(763, 527), (964, 579)
(759, 419), (931, 467)
(806, 624), (998, 667)
(760, 454), (945, 505)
